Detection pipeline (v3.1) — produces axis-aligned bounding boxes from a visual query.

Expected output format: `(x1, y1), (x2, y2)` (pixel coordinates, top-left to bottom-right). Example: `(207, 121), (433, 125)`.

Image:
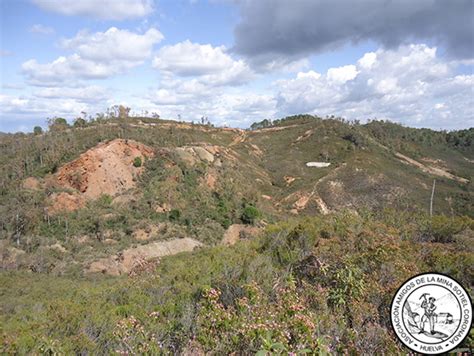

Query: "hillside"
(0, 115), (473, 354)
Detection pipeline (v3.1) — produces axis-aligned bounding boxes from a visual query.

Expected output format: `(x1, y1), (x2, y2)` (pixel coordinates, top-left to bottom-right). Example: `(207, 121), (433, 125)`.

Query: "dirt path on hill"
(395, 152), (469, 183)
(229, 131), (247, 146)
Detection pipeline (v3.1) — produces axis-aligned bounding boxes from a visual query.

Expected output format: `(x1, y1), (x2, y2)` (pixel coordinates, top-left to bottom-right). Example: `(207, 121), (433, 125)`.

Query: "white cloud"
(275, 44), (474, 129)
(0, 84), (115, 131)
(144, 44), (472, 129)
(373, 77), (398, 95)
(296, 70), (321, 80)
(146, 91), (276, 127)
(22, 27), (163, 85)
(357, 52), (377, 69)
(61, 27), (163, 62)
(152, 40), (254, 86)
(327, 65), (359, 84)
(145, 74), (275, 127)
(31, 0), (153, 20)
(0, 94), (29, 111)
(22, 55), (119, 84)
(33, 85), (108, 103)
(30, 24), (55, 35)
(153, 40), (234, 76)
(0, 93), (86, 118)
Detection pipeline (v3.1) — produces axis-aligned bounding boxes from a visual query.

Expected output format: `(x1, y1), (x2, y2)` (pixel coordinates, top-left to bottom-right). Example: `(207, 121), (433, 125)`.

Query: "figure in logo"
(419, 293), (437, 334)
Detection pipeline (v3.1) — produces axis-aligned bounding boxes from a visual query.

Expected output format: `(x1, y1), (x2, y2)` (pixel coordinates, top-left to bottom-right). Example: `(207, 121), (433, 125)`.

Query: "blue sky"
(1, 0), (473, 132)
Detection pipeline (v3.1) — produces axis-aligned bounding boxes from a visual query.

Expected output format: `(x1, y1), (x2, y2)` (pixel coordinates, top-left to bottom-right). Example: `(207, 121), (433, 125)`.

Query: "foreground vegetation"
(1, 209), (472, 354)
(0, 114), (472, 353)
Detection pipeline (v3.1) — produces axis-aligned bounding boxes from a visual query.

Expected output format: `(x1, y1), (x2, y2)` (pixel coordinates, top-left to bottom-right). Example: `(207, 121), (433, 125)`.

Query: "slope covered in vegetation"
(0, 115), (473, 353)
(1, 210), (472, 354)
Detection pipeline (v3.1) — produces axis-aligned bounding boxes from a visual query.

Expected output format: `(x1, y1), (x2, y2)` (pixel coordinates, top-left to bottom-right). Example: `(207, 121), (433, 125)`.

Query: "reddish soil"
(55, 139), (154, 199)
(47, 192), (86, 215)
(22, 177), (42, 190)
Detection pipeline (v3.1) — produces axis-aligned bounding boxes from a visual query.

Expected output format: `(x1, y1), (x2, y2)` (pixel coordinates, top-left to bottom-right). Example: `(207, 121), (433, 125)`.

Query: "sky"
(0, 0), (473, 132)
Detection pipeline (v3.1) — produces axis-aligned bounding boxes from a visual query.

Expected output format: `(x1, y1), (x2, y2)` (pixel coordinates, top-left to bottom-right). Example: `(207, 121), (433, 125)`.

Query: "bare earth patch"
(45, 139), (154, 214)
(293, 129), (314, 143)
(87, 238), (202, 276)
(251, 124), (300, 132)
(132, 225), (161, 241)
(202, 170), (218, 189)
(47, 192), (86, 214)
(22, 177), (42, 191)
(229, 131), (247, 146)
(55, 139), (154, 199)
(221, 224), (260, 246)
(284, 176), (297, 185)
(249, 143), (264, 157)
(174, 146), (216, 166)
(395, 152), (468, 183)
(285, 190), (331, 215)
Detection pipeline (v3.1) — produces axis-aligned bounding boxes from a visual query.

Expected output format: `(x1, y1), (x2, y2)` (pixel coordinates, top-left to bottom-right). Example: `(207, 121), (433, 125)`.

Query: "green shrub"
(196, 281), (330, 354)
(133, 157), (142, 168)
(327, 264), (365, 309)
(1, 210), (472, 354)
(97, 194), (113, 208)
(427, 215), (472, 243)
(169, 209), (181, 222)
(241, 205), (261, 225)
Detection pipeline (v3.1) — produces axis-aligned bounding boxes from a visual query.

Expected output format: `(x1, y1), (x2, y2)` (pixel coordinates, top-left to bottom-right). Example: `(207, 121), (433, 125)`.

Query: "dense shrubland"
(1, 210), (472, 354)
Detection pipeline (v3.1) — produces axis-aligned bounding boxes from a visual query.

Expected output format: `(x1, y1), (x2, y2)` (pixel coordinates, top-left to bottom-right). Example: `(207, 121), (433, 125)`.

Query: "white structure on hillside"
(306, 162), (331, 168)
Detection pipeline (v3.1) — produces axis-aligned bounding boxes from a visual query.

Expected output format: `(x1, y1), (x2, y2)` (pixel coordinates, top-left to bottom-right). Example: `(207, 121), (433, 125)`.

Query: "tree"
(118, 105), (131, 119)
(73, 117), (87, 128)
(33, 126), (43, 135)
(47, 117), (69, 132)
(250, 119), (272, 130)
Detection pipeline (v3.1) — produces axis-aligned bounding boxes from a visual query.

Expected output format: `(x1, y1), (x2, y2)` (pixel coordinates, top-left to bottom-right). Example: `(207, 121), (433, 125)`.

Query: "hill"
(0, 115), (473, 354)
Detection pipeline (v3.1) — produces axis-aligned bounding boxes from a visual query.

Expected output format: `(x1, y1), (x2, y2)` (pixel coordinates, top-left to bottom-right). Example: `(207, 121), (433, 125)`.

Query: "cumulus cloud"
(22, 27), (163, 85)
(147, 40), (269, 125)
(275, 44), (474, 129)
(1, 93), (87, 119)
(62, 27), (163, 62)
(33, 85), (108, 103)
(0, 84), (114, 131)
(22, 55), (122, 84)
(146, 90), (276, 127)
(144, 43), (472, 129)
(30, 24), (55, 35)
(234, 0), (474, 66)
(146, 74), (275, 126)
(327, 65), (359, 84)
(154, 40), (235, 76)
(31, 0), (153, 20)
(148, 79), (210, 106)
(153, 40), (254, 86)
